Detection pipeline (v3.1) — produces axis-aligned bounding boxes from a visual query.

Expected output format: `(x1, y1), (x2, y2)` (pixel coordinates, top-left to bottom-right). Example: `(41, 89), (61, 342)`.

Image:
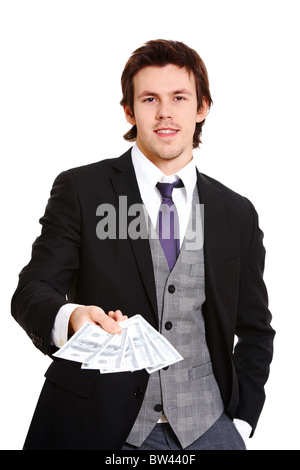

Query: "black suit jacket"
(11, 148), (275, 450)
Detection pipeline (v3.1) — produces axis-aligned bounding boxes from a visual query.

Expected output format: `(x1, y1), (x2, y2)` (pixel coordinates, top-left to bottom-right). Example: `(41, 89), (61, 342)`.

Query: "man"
(11, 39), (275, 450)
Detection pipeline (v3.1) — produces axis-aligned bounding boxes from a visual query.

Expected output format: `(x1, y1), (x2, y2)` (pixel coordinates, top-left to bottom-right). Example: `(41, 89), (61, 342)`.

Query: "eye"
(174, 96), (185, 101)
(144, 97), (157, 103)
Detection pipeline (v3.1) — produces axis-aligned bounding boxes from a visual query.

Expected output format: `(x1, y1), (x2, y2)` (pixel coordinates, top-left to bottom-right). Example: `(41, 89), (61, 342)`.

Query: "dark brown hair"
(120, 39), (212, 148)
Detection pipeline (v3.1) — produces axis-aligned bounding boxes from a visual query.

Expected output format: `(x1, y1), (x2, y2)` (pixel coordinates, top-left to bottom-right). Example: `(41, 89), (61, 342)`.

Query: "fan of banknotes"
(53, 314), (183, 374)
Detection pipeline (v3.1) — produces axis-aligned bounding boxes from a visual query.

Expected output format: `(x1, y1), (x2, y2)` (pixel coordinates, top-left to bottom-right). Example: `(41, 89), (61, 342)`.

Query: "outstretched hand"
(68, 305), (128, 336)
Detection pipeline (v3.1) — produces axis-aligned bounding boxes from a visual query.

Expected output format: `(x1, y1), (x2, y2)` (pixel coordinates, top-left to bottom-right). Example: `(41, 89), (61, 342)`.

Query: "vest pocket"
(188, 362), (213, 381)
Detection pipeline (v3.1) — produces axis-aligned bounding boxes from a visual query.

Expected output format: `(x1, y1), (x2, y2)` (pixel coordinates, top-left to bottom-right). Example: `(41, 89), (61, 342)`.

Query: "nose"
(156, 101), (172, 120)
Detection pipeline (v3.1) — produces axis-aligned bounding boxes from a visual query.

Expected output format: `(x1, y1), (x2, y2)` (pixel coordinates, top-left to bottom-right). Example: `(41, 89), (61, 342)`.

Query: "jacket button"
(154, 404), (163, 412)
(133, 387), (143, 398)
(168, 285), (175, 294)
(165, 321), (173, 330)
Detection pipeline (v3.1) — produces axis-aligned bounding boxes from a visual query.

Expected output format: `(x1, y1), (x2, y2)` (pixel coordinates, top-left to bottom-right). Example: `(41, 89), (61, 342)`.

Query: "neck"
(152, 157), (193, 175)
(136, 142), (193, 176)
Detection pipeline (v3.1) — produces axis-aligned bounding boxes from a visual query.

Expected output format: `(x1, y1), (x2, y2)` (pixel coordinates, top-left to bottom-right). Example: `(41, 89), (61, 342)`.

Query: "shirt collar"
(131, 143), (197, 204)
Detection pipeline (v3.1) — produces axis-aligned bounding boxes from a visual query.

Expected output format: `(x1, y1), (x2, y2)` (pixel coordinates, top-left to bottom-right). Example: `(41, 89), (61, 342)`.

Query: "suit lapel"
(110, 150), (158, 325)
(196, 171), (231, 333)
(196, 171), (227, 269)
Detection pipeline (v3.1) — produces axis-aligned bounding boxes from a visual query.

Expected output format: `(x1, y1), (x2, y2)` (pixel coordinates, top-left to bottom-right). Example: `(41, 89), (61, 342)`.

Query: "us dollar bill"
(54, 315), (183, 373)
(53, 322), (112, 364)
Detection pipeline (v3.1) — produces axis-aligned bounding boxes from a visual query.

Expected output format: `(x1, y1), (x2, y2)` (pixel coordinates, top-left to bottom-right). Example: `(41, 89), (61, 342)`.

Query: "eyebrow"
(137, 88), (193, 99)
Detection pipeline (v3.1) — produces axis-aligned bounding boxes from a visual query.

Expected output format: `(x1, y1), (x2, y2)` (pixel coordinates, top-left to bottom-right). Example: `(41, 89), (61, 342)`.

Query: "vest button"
(168, 285), (175, 294)
(154, 404), (163, 412)
(165, 321), (173, 330)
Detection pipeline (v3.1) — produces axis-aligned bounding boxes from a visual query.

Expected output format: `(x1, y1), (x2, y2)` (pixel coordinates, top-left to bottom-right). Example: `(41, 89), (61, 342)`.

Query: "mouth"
(154, 128), (179, 137)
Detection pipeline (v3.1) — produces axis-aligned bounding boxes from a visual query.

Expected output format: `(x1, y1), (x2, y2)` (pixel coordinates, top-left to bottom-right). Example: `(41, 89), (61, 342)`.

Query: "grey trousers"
(122, 413), (246, 451)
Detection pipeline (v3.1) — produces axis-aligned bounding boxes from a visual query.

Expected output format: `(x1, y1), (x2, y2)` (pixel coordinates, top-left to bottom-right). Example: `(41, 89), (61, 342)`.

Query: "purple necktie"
(156, 179), (184, 271)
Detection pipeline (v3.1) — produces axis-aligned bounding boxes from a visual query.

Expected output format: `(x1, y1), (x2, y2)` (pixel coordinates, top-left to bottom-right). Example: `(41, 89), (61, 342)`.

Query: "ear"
(123, 105), (136, 126)
(196, 98), (209, 123)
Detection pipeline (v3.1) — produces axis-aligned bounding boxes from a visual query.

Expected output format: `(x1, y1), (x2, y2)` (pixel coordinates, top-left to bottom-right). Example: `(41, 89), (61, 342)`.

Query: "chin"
(157, 148), (185, 161)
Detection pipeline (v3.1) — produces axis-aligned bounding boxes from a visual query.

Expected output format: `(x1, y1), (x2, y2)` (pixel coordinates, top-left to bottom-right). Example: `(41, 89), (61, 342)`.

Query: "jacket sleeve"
(11, 170), (82, 355)
(233, 198), (275, 433)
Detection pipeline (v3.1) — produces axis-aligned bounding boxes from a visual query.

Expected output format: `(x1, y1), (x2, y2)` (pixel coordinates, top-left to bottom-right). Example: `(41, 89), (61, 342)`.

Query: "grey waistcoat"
(126, 188), (224, 449)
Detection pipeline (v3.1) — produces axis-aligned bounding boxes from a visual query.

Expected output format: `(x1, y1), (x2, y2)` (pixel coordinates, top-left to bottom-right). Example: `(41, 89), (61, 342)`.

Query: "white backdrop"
(1, 0), (299, 450)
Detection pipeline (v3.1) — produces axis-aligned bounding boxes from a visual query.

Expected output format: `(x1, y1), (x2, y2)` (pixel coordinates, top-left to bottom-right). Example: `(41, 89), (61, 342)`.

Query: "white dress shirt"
(131, 143), (197, 247)
(51, 143), (251, 442)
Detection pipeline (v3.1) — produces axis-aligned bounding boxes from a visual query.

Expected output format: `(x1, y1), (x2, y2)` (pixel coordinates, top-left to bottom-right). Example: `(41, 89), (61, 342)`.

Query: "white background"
(1, 0), (299, 450)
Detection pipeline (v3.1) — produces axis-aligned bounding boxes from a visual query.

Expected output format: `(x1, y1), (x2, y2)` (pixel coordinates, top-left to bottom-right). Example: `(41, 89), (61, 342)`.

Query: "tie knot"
(156, 179), (183, 200)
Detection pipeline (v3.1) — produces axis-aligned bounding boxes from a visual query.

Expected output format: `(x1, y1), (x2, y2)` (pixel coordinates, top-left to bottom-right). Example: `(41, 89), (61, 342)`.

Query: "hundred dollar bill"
(82, 327), (127, 371)
(127, 320), (155, 369)
(145, 338), (184, 373)
(84, 320), (155, 373)
(121, 315), (183, 373)
(54, 315), (183, 374)
(82, 327), (136, 372)
(96, 332), (142, 373)
(53, 322), (112, 364)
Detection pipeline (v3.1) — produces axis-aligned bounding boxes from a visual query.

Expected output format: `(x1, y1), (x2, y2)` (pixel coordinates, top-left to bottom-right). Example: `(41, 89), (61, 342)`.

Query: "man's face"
(124, 64), (207, 173)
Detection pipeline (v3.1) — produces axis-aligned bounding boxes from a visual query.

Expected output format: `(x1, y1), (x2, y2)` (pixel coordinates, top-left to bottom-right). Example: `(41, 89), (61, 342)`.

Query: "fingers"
(104, 310), (128, 333)
(69, 306), (127, 336)
(108, 309), (128, 323)
(100, 313), (122, 334)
